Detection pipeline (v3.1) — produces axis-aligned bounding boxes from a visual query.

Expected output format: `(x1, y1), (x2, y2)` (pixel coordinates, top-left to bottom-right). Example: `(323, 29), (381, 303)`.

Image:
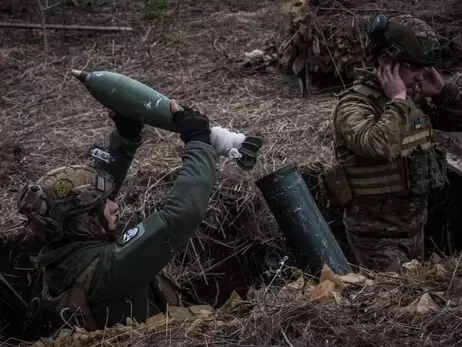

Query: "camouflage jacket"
(37, 130), (217, 329)
(332, 68), (462, 196)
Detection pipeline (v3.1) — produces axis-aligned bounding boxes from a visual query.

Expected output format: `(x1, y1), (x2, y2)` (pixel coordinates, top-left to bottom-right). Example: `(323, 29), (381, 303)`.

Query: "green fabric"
(38, 136), (217, 329)
(369, 15), (441, 66)
(333, 68), (412, 163)
(407, 149), (430, 195)
(37, 241), (110, 296)
(390, 15), (441, 66)
(94, 129), (142, 199)
(386, 20), (427, 65)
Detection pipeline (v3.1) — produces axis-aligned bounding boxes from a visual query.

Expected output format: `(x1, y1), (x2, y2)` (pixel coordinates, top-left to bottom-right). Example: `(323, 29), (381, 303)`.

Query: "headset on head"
(366, 13), (441, 67)
(366, 13), (409, 63)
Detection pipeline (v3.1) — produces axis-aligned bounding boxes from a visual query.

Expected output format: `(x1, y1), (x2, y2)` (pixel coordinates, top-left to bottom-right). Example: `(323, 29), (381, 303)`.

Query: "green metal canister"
(256, 163), (352, 276)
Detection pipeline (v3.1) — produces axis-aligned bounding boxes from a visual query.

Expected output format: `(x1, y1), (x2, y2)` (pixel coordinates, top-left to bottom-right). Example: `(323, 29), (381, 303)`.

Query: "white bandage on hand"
(210, 126), (246, 158)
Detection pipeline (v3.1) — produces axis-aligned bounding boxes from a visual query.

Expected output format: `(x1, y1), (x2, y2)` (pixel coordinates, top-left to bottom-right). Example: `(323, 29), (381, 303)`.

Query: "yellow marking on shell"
(53, 179), (74, 199)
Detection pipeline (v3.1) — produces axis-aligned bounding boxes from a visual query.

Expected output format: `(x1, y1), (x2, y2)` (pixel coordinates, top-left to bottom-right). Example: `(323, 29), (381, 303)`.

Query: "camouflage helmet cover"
(366, 14), (441, 66)
(17, 165), (115, 240)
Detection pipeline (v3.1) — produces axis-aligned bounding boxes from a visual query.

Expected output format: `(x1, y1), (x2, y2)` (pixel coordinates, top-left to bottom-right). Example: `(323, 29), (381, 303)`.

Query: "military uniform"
(17, 107), (218, 331)
(332, 16), (462, 271)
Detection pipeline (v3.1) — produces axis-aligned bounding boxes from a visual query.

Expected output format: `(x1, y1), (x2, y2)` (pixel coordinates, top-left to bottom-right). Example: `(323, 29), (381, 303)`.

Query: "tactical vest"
(42, 258), (184, 331)
(336, 84), (445, 197)
(57, 257), (101, 331)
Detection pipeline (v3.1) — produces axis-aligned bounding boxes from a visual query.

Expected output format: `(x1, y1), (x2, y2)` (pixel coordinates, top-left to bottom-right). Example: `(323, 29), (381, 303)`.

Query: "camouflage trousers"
(343, 194), (428, 271)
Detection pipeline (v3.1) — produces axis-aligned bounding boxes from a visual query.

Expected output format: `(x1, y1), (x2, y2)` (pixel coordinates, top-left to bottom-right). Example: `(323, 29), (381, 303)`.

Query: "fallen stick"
(36, 0), (48, 60)
(0, 22), (134, 32)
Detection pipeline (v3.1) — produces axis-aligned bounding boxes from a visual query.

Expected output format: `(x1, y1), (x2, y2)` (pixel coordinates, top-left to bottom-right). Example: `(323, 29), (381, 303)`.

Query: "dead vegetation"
(0, 0), (335, 326)
(1, 0), (462, 346)
(280, 0), (462, 93)
(29, 258), (462, 347)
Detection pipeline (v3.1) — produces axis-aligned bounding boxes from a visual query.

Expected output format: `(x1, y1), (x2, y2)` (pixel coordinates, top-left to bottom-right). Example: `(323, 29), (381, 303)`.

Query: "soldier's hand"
(107, 109), (144, 142)
(171, 99), (211, 145)
(418, 67), (445, 97)
(378, 56), (407, 100)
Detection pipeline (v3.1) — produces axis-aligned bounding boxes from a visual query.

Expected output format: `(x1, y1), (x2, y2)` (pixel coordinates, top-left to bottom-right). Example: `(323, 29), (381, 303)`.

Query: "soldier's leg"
(408, 207), (427, 261)
(346, 230), (414, 270)
(344, 196), (428, 271)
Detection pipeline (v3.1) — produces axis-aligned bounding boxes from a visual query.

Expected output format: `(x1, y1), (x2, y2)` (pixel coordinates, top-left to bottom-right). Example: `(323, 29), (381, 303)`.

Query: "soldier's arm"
(334, 93), (410, 160)
(105, 141), (217, 293)
(93, 129), (142, 199)
(93, 110), (144, 199)
(431, 82), (462, 130)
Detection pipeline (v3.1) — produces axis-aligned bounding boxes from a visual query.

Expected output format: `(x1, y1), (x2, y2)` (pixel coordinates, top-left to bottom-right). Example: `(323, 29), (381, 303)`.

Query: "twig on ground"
(446, 253), (462, 296)
(281, 329), (295, 347)
(36, 0), (48, 62)
(0, 22), (134, 32)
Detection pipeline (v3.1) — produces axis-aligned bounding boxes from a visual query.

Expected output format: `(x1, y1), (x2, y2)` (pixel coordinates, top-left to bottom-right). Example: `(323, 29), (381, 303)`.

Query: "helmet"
(366, 14), (441, 66)
(17, 165), (115, 241)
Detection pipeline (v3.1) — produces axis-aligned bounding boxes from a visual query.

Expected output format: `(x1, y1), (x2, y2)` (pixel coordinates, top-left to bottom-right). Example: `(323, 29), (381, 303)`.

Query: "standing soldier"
(331, 14), (462, 270)
(16, 100), (217, 331)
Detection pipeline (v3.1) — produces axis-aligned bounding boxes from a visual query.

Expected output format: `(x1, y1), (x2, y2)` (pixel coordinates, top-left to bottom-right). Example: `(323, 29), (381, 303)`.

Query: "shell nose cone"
(71, 69), (89, 83)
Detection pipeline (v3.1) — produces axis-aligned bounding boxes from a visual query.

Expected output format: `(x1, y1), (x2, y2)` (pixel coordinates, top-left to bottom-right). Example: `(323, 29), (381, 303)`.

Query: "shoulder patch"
(122, 227), (139, 244)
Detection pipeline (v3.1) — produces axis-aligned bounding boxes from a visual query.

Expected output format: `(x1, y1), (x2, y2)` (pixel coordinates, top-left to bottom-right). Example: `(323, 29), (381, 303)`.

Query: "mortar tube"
(256, 163), (353, 276)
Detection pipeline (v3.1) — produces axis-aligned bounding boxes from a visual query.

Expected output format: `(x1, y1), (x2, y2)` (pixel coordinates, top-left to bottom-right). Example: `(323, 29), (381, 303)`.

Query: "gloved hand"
(107, 110), (144, 142)
(171, 100), (211, 145)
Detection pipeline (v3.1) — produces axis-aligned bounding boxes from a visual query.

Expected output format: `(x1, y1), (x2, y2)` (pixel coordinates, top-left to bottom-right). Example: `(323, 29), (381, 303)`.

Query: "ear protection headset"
(366, 13), (441, 67)
(366, 13), (411, 63)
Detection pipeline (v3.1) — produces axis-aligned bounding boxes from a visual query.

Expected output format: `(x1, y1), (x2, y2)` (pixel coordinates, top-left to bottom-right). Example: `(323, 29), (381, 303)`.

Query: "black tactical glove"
(172, 106), (211, 145)
(108, 110), (144, 142)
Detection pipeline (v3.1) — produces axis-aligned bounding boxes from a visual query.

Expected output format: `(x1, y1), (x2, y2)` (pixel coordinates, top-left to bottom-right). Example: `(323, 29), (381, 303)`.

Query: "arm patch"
(121, 227), (139, 244)
(114, 223), (146, 249)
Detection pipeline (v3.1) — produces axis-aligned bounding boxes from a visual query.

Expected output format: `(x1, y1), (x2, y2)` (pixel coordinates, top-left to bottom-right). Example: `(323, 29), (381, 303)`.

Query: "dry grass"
(2, 0), (462, 346)
(280, 0), (462, 88)
(0, 0), (336, 315)
(28, 258), (462, 347)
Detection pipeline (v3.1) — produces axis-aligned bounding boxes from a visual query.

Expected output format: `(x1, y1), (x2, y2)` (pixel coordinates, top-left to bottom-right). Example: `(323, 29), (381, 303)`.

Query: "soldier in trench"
(13, 100), (218, 331)
(331, 14), (462, 271)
